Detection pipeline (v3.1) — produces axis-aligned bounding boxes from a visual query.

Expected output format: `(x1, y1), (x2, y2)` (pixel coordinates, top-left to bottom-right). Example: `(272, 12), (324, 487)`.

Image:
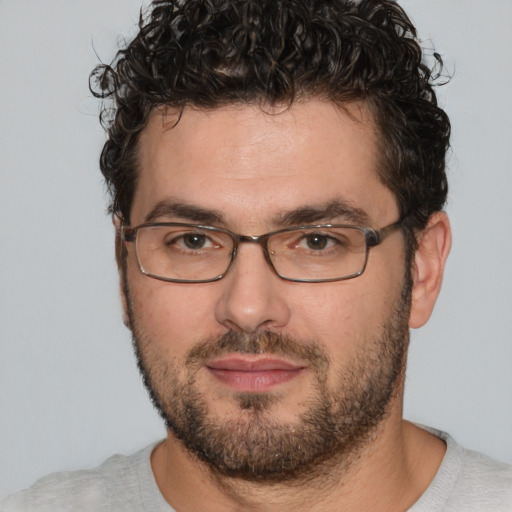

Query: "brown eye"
(182, 233), (208, 249)
(305, 234), (329, 250)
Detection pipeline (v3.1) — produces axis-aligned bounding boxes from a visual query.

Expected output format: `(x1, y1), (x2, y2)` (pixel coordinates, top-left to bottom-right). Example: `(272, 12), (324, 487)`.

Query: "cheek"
(126, 262), (220, 351)
(287, 283), (370, 345)
(287, 265), (404, 353)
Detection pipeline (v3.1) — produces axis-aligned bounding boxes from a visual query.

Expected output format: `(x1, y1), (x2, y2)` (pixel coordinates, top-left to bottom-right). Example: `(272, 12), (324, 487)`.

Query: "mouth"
(206, 356), (307, 392)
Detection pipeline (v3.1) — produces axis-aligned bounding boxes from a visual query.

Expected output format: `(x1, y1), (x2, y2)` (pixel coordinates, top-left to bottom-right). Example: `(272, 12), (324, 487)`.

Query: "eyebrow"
(144, 201), (225, 225)
(143, 198), (371, 228)
(274, 200), (371, 227)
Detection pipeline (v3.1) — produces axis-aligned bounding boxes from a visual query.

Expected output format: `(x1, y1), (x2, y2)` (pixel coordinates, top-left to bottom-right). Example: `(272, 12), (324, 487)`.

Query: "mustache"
(186, 330), (330, 372)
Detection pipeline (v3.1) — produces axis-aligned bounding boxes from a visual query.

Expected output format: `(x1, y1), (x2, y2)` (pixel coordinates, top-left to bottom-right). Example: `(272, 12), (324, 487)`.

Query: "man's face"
(122, 100), (411, 480)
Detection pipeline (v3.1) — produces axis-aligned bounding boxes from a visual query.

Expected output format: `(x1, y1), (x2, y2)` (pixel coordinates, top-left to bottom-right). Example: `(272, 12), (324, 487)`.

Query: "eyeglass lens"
(133, 225), (369, 282)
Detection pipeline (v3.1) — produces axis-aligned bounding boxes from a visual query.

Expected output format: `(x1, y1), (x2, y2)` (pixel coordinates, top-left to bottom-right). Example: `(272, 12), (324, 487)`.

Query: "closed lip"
(206, 356), (306, 372)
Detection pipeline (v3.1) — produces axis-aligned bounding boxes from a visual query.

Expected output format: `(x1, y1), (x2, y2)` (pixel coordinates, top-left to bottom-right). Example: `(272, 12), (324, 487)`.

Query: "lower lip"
(207, 368), (304, 392)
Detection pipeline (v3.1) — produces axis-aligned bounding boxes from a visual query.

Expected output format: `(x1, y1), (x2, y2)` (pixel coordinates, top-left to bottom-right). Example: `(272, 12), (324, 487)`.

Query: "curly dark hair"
(90, 0), (450, 241)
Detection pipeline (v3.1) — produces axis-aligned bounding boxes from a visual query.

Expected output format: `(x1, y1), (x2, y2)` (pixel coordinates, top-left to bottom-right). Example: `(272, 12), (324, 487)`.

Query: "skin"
(119, 99), (452, 511)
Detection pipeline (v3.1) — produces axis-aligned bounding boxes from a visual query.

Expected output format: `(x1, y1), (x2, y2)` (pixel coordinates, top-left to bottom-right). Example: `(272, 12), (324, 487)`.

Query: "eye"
(182, 233), (210, 250)
(303, 234), (332, 250)
(296, 233), (340, 251)
(164, 231), (218, 251)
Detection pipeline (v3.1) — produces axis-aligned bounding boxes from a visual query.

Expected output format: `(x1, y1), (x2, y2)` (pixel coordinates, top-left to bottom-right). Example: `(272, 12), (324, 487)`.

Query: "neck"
(151, 402), (446, 512)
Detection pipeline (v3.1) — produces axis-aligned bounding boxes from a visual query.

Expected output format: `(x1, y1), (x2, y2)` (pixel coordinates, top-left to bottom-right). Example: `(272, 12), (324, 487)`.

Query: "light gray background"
(1, 0), (511, 500)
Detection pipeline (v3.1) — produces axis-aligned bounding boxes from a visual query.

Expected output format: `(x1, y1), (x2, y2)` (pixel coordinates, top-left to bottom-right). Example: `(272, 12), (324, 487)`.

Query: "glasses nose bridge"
(231, 233), (274, 271)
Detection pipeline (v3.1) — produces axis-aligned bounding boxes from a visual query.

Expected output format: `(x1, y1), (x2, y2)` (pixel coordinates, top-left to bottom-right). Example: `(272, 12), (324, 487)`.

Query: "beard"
(124, 272), (411, 483)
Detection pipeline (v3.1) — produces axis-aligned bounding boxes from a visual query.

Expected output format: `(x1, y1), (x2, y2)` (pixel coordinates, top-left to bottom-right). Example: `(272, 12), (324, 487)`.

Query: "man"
(3, 0), (511, 510)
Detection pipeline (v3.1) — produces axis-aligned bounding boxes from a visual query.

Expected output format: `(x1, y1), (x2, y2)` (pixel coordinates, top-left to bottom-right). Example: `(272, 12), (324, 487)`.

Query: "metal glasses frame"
(121, 218), (404, 284)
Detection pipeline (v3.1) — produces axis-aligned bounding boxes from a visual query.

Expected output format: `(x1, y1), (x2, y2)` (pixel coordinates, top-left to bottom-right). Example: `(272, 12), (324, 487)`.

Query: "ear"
(409, 211), (452, 329)
(113, 214), (131, 329)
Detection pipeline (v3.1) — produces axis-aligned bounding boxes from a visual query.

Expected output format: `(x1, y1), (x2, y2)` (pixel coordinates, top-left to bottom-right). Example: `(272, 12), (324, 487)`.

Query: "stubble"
(124, 270), (411, 483)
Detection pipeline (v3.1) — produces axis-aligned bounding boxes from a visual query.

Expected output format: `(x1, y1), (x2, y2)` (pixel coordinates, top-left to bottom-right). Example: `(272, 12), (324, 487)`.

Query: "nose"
(214, 242), (292, 333)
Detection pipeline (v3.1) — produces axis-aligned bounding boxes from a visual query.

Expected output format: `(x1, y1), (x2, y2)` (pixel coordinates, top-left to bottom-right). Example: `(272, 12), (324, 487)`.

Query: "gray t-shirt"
(3, 428), (512, 511)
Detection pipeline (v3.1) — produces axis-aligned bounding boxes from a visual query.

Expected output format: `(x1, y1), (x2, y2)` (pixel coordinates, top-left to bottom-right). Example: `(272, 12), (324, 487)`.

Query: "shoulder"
(412, 427), (512, 512)
(1, 443), (159, 512)
(455, 443), (512, 507)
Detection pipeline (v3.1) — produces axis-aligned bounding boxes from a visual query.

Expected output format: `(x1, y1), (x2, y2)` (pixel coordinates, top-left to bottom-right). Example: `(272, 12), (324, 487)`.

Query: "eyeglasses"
(121, 219), (403, 283)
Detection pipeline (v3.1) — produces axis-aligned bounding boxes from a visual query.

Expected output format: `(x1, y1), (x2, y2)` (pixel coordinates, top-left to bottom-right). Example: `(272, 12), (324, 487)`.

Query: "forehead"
(133, 99), (397, 228)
